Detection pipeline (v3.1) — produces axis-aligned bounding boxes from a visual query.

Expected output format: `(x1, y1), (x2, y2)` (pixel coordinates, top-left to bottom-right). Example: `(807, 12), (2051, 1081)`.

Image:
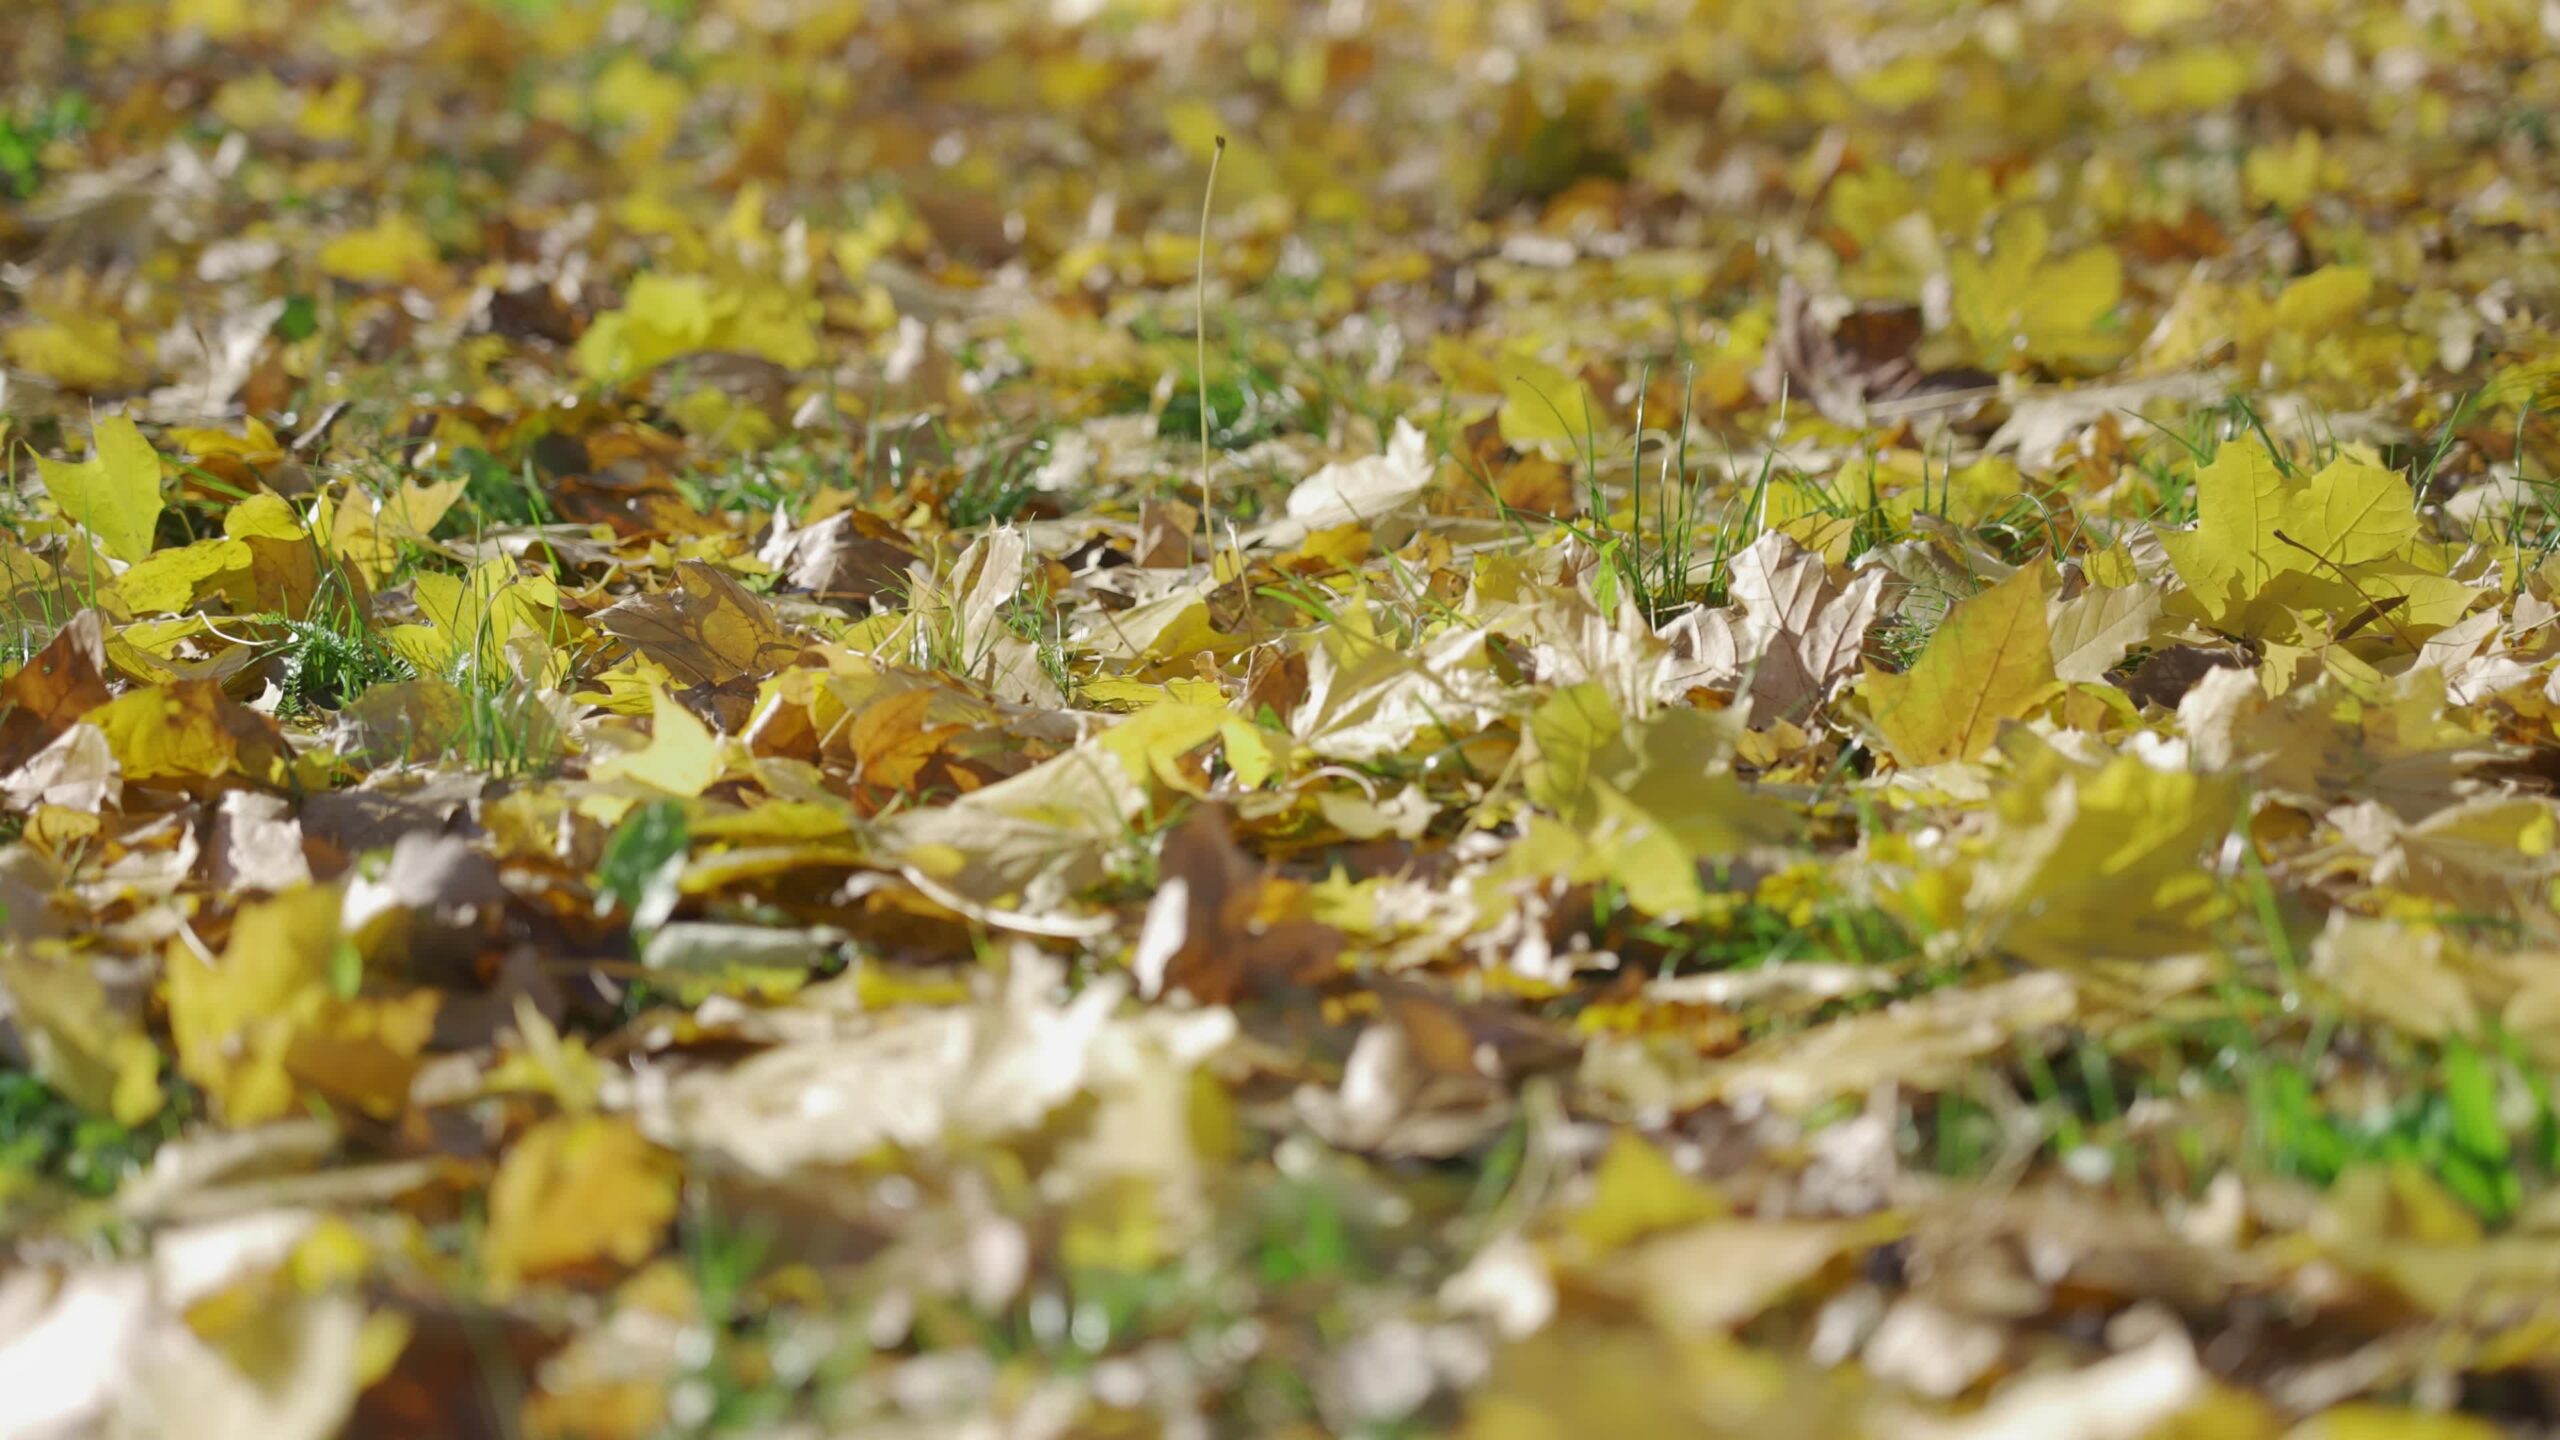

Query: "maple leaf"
(1861, 563), (2057, 766)
(591, 685), (724, 796)
(322, 475), (468, 584)
(0, 612), (111, 775)
(2047, 582), (2162, 684)
(592, 560), (798, 689)
(1722, 530), (1888, 723)
(482, 1115), (680, 1299)
(1970, 743), (2239, 964)
(23, 0), (2560, 1421)
(89, 679), (295, 793)
(1131, 804), (1341, 1003)
(1950, 211), (2126, 373)
(2159, 446), (2476, 642)
(1, 941), (164, 1125)
(166, 885), (438, 1124)
(759, 506), (918, 605)
(1514, 687), (1790, 918)
(36, 416), (164, 563)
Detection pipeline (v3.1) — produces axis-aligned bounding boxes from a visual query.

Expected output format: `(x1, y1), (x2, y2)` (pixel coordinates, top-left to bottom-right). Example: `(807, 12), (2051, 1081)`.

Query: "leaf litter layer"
(4, 0), (2560, 1436)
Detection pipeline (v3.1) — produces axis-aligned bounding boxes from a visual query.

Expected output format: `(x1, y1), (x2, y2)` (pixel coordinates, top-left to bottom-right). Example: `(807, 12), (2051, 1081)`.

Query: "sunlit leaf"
(36, 417), (164, 563)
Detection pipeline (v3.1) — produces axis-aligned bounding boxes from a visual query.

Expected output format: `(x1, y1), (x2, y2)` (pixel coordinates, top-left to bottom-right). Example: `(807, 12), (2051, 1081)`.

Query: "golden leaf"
(1863, 564), (2056, 766)
(36, 417), (165, 563)
(482, 1116), (680, 1299)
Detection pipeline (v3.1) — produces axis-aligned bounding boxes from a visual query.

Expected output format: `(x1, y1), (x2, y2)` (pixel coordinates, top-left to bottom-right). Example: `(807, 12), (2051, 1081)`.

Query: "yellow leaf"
(0, 943), (164, 1125)
(2082, 540), (2142, 589)
(226, 491), (308, 543)
(2157, 446), (2292, 632)
(2245, 130), (2325, 210)
(482, 1115), (680, 1299)
(296, 74), (366, 143)
(2117, 44), (2256, 115)
(484, 996), (607, 1114)
(90, 680), (293, 791)
(286, 988), (440, 1120)
(2159, 446), (2443, 641)
(591, 54), (689, 151)
(396, 559), (564, 679)
(4, 314), (142, 391)
(1218, 715), (1284, 789)
(1974, 748), (2238, 964)
(1515, 697), (1781, 918)
(320, 213), (439, 285)
(1614, 707), (1788, 857)
(574, 271), (820, 382)
(1569, 1130), (1728, 1254)
(1498, 350), (1602, 449)
(167, 886), (339, 1124)
(1099, 701), (1230, 795)
(167, 416), (284, 463)
(1950, 210), (2125, 371)
(1863, 565), (2056, 765)
(1061, 1175), (1169, 1272)
(324, 476), (463, 581)
(166, 884), (439, 1127)
(2290, 454), (2419, 568)
(114, 538), (249, 616)
(594, 687), (723, 797)
(2273, 265), (2374, 334)
(37, 416), (165, 563)
(1524, 683), (1627, 826)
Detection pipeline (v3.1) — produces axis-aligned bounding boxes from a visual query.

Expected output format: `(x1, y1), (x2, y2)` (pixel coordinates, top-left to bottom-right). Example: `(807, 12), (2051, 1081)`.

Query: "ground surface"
(4, 0), (2560, 1436)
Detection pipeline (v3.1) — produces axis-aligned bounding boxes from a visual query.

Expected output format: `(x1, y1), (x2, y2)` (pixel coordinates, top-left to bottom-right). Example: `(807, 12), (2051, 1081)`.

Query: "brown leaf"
(1724, 532), (1886, 724)
(1493, 454), (1579, 517)
(2117, 643), (2249, 711)
(847, 686), (953, 791)
(592, 561), (799, 688)
(1135, 498), (1201, 568)
(759, 507), (919, 605)
(1753, 277), (1993, 426)
(1376, 976), (1578, 1081)
(0, 611), (110, 774)
(1132, 804), (1341, 1004)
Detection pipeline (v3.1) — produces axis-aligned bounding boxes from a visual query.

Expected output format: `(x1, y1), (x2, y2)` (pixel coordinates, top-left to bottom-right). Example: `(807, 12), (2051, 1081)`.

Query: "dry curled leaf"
(1131, 805), (1342, 1003)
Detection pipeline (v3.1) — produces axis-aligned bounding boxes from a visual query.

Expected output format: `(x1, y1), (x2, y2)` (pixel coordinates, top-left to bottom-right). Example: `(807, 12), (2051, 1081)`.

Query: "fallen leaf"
(1130, 804), (1341, 1003)
(592, 561), (798, 688)
(0, 611), (112, 774)
(89, 680), (295, 792)
(2046, 583), (2161, 683)
(1863, 564), (2056, 765)
(1568, 1130), (1728, 1254)
(481, 1115), (679, 1299)
(1, 942), (164, 1124)
(37, 416), (165, 563)
(166, 885), (437, 1124)
(592, 686), (724, 797)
